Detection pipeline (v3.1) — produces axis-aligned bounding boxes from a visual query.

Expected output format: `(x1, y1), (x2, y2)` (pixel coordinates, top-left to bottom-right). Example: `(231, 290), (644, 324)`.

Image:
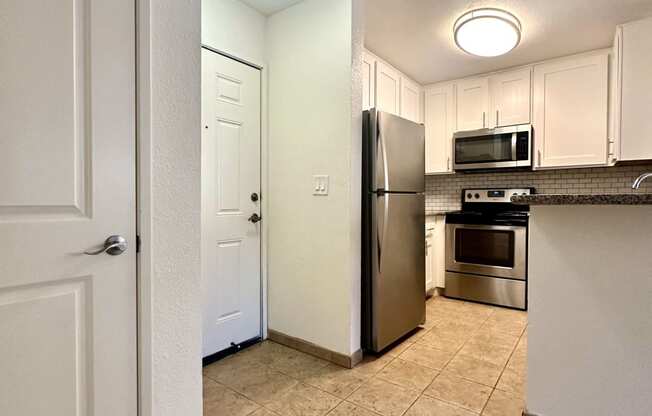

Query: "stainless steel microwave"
(453, 124), (532, 171)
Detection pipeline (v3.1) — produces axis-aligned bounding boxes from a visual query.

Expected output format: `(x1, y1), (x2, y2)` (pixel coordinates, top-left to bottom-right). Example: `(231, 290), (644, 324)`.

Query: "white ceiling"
(365, 0), (652, 84)
(240, 0), (304, 15)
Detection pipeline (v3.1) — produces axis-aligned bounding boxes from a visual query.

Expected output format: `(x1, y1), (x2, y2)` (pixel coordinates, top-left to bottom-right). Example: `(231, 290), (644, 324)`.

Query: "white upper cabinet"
(364, 49), (423, 122)
(362, 51), (376, 111)
(425, 83), (455, 174)
(375, 61), (401, 115)
(533, 52), (609, 169)
(613, 17), (652, 162)
(456, 77), (490, 131)
(490, 69), (531, 127)
(400, 76), (422, 123)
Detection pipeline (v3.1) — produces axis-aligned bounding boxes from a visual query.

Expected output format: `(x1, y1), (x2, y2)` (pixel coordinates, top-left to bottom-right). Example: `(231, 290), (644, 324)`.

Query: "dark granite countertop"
(511, 193), (652, 205)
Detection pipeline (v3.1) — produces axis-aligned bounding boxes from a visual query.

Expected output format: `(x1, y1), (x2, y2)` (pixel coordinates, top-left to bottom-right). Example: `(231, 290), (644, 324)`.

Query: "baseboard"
(268, 329), (363, 369)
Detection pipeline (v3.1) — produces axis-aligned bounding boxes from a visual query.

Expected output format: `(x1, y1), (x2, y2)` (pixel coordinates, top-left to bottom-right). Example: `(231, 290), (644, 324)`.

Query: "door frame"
(136, 1), (269, 414)
(199, 44), (269, 352)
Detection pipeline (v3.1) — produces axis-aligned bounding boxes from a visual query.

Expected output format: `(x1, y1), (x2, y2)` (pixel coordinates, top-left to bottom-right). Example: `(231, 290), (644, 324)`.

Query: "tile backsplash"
(426, 163), (652, 212)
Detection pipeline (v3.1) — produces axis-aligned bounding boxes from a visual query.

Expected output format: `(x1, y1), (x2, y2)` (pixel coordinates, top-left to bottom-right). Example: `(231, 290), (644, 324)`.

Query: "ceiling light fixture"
(454, 8), (522, 57)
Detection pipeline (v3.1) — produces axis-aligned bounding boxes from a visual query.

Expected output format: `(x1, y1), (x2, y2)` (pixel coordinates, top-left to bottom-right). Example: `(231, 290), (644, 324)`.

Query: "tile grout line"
(479, 323), (528, 415)
(402, 302), (498, 415)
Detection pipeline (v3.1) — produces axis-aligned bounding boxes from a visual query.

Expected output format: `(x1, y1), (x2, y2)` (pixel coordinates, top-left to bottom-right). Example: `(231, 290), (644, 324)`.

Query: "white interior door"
(0, 1), (136, 415)
(201, 49), (262, 357)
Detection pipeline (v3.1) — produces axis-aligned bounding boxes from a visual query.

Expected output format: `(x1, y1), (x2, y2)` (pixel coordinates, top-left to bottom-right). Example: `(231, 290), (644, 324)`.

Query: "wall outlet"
(313, 175), (329, 196)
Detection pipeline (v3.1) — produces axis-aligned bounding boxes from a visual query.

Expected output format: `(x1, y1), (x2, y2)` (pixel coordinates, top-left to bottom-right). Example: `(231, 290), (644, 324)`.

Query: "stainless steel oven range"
(444, 188), (533, 310)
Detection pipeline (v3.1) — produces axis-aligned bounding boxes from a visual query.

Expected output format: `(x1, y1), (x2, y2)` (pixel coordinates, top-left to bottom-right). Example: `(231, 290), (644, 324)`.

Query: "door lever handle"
(248, 213), (262, 224)
(84, 235), (127, 256)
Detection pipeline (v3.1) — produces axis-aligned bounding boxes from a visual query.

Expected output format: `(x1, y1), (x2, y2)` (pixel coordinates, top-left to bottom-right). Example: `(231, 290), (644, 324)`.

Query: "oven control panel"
(463, 188), (532, 204)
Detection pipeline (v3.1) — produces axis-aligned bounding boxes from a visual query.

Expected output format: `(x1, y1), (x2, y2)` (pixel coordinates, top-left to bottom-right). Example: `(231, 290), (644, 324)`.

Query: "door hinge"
(136, 235), (141, 253)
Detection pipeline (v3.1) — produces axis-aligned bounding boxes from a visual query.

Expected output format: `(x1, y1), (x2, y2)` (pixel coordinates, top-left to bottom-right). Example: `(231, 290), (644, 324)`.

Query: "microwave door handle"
(511, 133), (517, 161)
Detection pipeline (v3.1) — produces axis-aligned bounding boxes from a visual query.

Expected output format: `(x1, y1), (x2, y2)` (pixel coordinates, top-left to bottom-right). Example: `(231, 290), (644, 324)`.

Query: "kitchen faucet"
(632, 173), (652, 189)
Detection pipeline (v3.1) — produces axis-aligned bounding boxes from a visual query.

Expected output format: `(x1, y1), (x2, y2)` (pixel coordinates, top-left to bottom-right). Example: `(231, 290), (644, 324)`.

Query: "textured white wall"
(266, 0), (362, 356)
(528, 205), (652, 415)
(202, 0), (266, 67)
(349, 0), (364, 355)
(138, 0), (202, 415)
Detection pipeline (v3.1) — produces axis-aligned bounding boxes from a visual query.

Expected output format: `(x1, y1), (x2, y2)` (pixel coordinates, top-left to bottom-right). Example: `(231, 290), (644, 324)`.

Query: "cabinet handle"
(482, 111), (486, 128)
(447, 157), (451, 171)
(496, 110), (499, 126)
(537, 150), (542, 166)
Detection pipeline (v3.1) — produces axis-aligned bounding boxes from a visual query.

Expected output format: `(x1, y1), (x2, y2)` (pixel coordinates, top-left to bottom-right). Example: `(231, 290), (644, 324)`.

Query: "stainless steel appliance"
(445, 188), (533, 310)
(362, 109), (425, 352)
(453, 124), (532, 171)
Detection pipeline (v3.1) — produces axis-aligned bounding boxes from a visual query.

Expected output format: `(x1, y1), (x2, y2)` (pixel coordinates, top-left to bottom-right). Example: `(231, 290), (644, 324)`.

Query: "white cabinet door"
(533, 53), (609, 168)
(490, 68), (531, 127)
(400, 76), (422, 123)
(616, 17), (652, 161)
(425, 224), (435, 295)
(376, 61), (401, 115)
(456, 77), (489, 131)
(362, 51), (376, 111)
(434, 216), (446, 289)
(425, 216), (446, 293)
(425, 83), (455, 174)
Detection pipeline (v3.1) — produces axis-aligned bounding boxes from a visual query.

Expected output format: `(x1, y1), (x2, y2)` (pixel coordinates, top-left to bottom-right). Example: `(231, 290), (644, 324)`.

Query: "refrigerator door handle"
(377, 193), (389, 273)
(378, 117), (390, 192)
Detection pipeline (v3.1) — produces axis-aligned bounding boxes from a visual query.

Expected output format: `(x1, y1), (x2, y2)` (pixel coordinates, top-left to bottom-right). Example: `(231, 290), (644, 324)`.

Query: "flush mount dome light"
(454, 8), (521, 57)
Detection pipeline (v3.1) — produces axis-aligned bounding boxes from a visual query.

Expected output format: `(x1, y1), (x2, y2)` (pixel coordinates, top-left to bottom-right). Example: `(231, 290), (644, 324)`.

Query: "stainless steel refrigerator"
(362, 109), (426, 353)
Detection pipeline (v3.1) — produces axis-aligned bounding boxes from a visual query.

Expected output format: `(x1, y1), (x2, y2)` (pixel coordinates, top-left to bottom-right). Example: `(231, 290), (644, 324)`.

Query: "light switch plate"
(313, 175), (329, 196)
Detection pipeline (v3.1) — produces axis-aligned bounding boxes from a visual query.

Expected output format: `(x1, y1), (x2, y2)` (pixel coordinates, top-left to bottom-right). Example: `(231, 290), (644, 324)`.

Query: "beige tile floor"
(203, 296), (527, 416)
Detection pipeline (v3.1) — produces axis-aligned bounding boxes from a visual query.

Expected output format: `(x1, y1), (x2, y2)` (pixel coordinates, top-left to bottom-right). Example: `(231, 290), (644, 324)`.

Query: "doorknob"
(84, 235), (128, 256)
(248, 213), (262, 224)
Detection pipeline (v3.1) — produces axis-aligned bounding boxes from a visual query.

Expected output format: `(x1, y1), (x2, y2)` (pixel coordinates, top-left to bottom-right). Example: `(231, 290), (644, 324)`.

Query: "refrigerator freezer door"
(370, 192), (425, 351)
(375, 111), (425, 193)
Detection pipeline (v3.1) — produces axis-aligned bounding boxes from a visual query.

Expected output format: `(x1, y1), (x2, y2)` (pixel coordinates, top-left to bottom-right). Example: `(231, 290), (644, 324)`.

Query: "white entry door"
(0, 1), (136, 415)
(201, 49), (262, 357)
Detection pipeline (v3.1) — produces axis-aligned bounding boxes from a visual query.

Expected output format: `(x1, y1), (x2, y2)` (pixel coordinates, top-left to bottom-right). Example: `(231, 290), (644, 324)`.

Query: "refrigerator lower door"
(369, 192), (425, 352)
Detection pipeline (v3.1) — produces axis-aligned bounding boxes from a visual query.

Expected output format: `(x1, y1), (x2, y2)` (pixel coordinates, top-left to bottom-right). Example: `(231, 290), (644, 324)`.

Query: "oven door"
(445, 224), (526, 280)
